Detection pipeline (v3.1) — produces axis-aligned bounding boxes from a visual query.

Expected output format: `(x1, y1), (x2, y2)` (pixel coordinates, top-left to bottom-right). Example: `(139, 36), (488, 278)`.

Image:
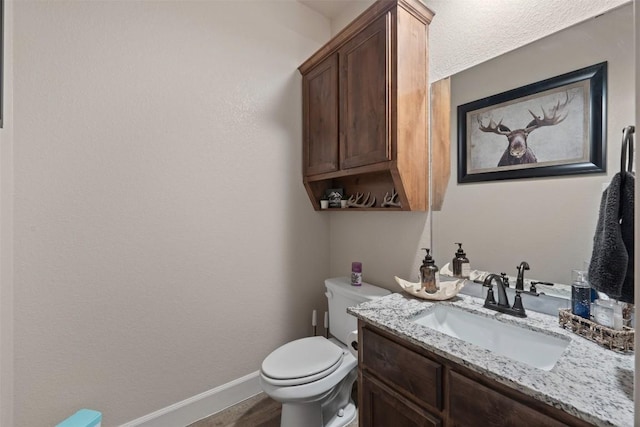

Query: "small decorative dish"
(440, 262), (489, 283)
(394, 276), (465, 301)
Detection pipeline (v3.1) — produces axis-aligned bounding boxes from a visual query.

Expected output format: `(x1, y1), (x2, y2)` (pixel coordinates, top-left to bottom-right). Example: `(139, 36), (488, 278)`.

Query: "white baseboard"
(119, 371), (262, 427)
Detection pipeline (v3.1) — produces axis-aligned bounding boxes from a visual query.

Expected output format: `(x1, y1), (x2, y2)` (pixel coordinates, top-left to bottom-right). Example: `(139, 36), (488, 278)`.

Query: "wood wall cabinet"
(304, 54), (339, 176)
(299, 0), (435, 211)
(358, 322), (593, 427)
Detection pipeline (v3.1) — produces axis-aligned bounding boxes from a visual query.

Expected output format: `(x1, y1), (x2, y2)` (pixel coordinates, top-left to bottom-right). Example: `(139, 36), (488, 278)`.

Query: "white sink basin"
(412, 305), (570, 371)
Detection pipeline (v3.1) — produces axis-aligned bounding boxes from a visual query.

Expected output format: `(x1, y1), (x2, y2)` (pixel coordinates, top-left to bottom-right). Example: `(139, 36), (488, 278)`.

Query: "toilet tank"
(325, 277), (391, 344)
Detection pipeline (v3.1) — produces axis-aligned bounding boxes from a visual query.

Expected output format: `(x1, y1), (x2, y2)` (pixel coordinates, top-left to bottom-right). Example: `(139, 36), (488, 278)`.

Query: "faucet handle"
(528, 281), (554, 296)
(530, 280), (554, 287)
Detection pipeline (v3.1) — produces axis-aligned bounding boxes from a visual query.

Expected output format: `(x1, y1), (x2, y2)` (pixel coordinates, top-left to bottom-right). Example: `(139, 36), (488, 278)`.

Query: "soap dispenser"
(571, 270), (591, 320)
(452, 243), (470, 279)
(420, 248), (440, 294)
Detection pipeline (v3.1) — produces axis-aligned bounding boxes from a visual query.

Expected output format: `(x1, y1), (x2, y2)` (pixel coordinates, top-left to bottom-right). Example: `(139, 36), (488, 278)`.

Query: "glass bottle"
(420, 249), (440, 294)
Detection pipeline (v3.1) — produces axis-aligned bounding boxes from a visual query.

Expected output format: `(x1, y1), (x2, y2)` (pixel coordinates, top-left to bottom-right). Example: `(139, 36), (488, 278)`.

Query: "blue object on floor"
(56, 409), (102, 427)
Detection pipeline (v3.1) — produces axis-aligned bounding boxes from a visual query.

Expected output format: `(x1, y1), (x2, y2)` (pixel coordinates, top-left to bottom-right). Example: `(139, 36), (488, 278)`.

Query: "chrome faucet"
(515, 261), (530, 291)
(482, 273), (526, 318)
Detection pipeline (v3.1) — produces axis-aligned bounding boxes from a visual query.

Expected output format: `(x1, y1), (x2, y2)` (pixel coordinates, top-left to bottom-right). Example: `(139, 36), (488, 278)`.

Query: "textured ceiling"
(299, 0), (630, 81)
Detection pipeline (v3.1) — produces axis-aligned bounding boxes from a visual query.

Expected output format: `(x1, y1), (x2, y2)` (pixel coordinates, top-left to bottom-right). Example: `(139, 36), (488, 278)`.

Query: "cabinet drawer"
(361, 327), (442, 410)
(448, 371), (567, 427)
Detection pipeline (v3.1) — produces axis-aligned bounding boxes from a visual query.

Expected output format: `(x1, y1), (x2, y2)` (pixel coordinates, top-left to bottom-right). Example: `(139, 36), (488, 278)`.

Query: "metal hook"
(620, 125), (635, 176)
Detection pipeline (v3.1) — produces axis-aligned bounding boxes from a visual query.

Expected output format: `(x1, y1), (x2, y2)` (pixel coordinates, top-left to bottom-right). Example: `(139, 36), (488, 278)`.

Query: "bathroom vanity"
(349, 293), (634, 427)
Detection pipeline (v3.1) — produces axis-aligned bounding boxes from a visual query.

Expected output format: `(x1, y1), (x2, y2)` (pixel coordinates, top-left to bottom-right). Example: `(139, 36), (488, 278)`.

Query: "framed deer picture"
(457, 62), (606, 183)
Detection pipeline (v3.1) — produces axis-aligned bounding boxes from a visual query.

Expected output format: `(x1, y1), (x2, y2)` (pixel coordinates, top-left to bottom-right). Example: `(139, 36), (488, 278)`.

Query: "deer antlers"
(524, 91), (572, 133)
(343, 191), (400, 208)
(478, 91), (573, 137)
(347, 192), (376, 208)
(477, 117), (511, 135)
(381, 189), (401, 208)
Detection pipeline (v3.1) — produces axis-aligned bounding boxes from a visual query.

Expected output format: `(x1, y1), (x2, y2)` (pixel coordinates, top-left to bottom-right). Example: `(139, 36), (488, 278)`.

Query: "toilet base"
(278, 368), (358, 427)
(280, 402), (322, 427)
(280, 399), (356, 427)
(325, 401), (356, 427)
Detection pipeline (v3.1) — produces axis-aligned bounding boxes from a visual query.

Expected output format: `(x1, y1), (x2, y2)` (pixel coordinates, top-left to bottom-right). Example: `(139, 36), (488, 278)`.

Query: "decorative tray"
(558, 309), (634, 352)
(394, 276), (464, 301)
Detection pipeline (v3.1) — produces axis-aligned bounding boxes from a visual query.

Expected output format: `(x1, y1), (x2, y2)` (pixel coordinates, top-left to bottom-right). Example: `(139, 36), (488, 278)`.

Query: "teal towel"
(56, 409), (102, 427)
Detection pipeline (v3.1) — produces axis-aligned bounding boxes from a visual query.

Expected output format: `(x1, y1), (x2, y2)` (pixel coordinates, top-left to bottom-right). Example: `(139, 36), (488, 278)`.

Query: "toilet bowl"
(260, 337), (357, 427)
(259, 277), (390, 427)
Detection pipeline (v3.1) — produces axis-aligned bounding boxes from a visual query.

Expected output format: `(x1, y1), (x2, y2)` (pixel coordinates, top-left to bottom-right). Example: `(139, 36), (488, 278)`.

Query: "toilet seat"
(261, 337), (344, 386)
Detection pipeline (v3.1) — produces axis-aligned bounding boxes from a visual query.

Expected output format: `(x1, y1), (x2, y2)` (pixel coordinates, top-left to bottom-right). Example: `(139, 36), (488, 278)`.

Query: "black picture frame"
(457, 62), (607, 183)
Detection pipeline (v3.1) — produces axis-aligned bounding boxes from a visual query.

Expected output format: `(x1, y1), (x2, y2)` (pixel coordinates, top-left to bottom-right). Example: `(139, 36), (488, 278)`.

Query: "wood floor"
(188, 392), (359, 427)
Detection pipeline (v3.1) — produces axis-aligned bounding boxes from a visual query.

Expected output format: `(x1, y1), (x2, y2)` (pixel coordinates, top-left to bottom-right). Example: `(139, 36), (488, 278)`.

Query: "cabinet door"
(303, 54), (339, 176)
(361, 326), (442, 411)
(339, 14), (391, 170)
(361, 374), (441, 427)
(448, 371), (568, 427)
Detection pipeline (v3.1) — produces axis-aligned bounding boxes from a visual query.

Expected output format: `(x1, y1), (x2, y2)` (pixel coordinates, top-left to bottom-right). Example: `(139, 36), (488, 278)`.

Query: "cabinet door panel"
(339, 14), (390, 170)
(361, 327), (442, 410)
(448, 371), (568, 427)
(362, 374), (441, 427)
(303, 54), (339, 176)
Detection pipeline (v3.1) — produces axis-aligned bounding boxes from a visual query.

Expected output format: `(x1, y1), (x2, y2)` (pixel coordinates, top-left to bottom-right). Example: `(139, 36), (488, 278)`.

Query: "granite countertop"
(348, 292), (634, 427)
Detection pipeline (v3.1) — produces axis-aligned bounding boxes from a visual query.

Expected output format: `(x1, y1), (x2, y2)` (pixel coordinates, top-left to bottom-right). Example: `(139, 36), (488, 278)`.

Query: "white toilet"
(259, 277), (390, 427)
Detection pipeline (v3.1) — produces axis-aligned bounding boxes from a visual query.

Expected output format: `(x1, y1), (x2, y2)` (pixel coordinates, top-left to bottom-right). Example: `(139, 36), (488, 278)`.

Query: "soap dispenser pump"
(452, 243), (470, 279)
(420, 248), (440, 294)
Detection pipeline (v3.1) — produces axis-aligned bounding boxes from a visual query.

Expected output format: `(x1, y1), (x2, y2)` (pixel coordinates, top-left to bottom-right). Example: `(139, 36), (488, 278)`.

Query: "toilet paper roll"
(347, 330), (358, 357)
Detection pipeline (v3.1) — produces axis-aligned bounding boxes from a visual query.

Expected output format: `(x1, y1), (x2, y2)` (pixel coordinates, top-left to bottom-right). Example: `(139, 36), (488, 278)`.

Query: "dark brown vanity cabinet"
(358, 322), (593, 427)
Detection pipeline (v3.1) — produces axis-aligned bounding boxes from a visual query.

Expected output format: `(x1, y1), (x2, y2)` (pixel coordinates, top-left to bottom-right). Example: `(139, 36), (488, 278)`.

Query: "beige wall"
(11, 1), (330, 426)
(1, 0), (14, 426)
(1, 0), (636, 426)
(329, 0), (374, 36)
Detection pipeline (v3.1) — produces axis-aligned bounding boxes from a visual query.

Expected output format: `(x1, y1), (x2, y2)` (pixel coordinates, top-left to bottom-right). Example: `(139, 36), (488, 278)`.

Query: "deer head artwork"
(477, 92), (573, 167)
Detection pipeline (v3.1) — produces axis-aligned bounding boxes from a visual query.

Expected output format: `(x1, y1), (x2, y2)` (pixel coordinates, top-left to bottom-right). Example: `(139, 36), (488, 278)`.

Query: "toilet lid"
(261, 336), (343, 381)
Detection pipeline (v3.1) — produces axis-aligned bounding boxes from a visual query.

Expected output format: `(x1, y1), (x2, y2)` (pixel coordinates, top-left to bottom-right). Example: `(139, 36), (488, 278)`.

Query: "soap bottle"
(420, 248), (440, 294)
(452, 243), (470, 279)
(571, 270), (591, 319)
